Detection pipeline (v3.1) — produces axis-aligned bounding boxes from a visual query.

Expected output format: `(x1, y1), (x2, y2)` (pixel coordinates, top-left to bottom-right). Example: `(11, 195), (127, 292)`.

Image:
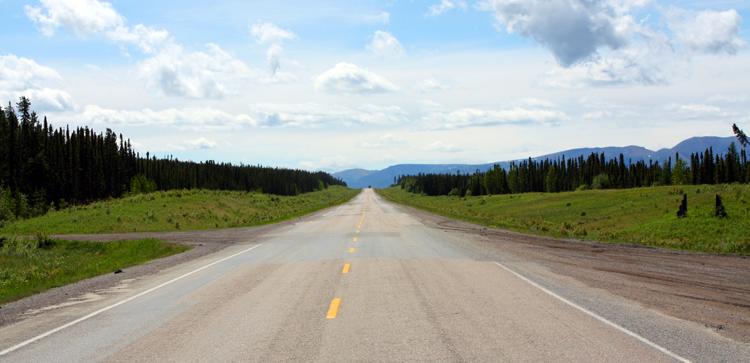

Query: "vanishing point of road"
(1, 189), (747, 362)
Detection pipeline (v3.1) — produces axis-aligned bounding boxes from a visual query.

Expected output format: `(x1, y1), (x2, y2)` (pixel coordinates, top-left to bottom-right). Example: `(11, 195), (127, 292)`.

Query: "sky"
(1, 0), (749, 171)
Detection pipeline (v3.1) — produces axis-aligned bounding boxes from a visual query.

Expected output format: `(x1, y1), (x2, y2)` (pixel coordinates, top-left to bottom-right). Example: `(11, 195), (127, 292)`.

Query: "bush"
(677, 194), (688, 218)
(592, 174), (611, 190)
(447, 187), (461, 196)
(715, 194), (728, 218)
(130, 174), (157, 195)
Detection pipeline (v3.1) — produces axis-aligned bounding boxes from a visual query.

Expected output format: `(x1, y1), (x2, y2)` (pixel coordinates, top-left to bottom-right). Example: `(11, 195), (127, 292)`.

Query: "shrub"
(447, 187), (461, 197)
(130, 174), (157, 195)
(715, 194), (728, 218)
(677, 194), (688, 218)
(592, 174), (611, 190)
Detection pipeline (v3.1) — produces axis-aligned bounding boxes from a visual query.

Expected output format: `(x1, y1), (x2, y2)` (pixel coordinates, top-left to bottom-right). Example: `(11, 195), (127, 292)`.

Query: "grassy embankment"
(0, 186), (358, 303)
(378, 185), (750, 255)
(1, 186), (359, 235)
(0, 237), (187, 304)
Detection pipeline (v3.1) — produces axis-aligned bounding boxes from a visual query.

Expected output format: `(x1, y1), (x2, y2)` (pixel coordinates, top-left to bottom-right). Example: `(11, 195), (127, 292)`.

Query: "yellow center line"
(326, 298), (341, 319)
(342, 263), (351, 274)
(353, 236), (358, 242)
(348, 247), (356, 254)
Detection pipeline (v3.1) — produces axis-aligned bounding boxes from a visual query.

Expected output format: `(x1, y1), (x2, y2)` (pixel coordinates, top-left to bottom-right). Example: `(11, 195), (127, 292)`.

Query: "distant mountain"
(335, 136), (739, 188)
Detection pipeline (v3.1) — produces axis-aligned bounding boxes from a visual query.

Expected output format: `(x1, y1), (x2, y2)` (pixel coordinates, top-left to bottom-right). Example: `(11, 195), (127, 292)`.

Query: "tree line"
(0, 97), (345, 221)
(397, 143), (749, 197)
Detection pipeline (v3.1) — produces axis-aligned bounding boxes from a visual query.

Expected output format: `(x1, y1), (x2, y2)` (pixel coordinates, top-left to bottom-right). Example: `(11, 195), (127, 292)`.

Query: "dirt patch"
(401, 204), (750, 343)
(0, 216), (305, 328)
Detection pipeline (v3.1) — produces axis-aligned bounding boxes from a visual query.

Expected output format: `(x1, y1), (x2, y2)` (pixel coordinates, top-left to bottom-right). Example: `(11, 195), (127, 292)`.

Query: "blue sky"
(1, 0), (749, 171)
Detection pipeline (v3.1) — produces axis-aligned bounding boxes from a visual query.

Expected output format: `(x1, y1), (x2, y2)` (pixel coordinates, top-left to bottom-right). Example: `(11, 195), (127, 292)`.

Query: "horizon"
(2, 0), (749, 171)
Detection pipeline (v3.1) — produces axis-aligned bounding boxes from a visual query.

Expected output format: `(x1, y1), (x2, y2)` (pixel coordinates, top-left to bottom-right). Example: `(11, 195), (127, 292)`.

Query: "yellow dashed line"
(348, 247), (356, 254)
(353, 236), (358, 242)
(342, 263), (351, 274)
(326, 298), (341, 319)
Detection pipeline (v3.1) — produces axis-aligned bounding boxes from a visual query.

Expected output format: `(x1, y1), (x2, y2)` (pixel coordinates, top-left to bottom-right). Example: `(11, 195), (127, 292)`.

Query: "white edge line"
(0, 243), (264, 356)
(492, 261), (691, 363)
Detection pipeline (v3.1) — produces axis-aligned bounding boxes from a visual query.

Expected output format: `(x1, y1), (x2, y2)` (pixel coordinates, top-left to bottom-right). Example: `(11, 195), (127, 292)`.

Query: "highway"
(0, 189), (747, 362)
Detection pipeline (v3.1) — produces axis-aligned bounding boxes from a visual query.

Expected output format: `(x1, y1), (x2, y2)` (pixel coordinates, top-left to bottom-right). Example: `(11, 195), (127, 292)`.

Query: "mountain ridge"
(336, 136), (739, 188)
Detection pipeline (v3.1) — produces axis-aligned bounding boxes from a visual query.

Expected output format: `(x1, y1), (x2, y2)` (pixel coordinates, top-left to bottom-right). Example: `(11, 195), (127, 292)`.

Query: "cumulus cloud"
(428, 0), (467, 16)
(75, 102), (407, 130)
(250, 22), (296, 76)
(315, 62), (397, 95)
(78, 105), (258, 130)
(543, 49), (667, 88)
(0, 54), (74, 111)
(479, 0), (632, 66)
(139, 44), (255, 99)
(367, 31), (405, 58)
(668, 9), (745, 55)
(250, 22), (296, 44)
(423, 107), (567, 129)
(25, 0), (169, 53)
(187, 137), (217, 150)
(255, 103), (407, 127)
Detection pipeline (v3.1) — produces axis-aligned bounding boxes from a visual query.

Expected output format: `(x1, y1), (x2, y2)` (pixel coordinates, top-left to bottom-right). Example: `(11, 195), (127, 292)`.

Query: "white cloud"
(298, 155), (357, 172)
(423, 107), (568, 129)
(78, 105), (257, 130)
(416, 78), (449, 93)
(255, 103), (407, 127)
(367, 31), (405, 58)
(106, 24), (171, 53)
(250, 22), (296, 44)
(428, 0), (467, 16)
(668, 9), (745, 55)
(74, 102), (408, 130)
(187, 137), (217, 150)
(250, 22), (296, 76)
(479, 0), (632, 66)
(139, 44), (255, 99)
(363, 11), (390, 24)
(0, 54), (74, 111)
(26, 0), (169, 53)
(315, 62), (397, 95)
(544, 49), (667, 88)
(423, 141), (463, 153)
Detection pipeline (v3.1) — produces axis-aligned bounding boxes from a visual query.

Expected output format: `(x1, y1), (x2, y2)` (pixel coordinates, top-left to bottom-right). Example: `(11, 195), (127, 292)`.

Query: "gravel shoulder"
(391, 201), (750, 343)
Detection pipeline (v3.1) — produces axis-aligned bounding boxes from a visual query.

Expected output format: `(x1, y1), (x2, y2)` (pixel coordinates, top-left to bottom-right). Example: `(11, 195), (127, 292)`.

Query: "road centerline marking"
(348, 247), (356, 254)
(0, 243), (264, 357)
(342, 263), (351, 274)
(326, 298), (342, 319)
(492, 261), (691, 363)
(353, 236), (358, 242)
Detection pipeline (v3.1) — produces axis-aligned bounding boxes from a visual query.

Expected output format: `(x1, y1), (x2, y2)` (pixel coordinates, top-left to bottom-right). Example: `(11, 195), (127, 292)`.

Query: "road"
(0, 189), (747, 362)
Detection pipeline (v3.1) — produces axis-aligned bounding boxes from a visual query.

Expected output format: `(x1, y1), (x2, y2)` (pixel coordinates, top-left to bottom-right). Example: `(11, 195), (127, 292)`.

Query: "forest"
(0, 97), (345, 221)
(397, 142), (750, 197)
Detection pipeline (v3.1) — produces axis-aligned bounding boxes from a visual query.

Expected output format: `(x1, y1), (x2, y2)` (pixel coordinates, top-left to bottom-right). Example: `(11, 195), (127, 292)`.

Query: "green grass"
(378, 185), (750, 255)
(0, 186), (359, 235)
(0, 237), (188, 304)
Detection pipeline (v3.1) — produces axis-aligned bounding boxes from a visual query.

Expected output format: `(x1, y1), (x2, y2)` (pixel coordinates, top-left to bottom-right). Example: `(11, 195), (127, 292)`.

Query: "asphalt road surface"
(1, 189), (747, 362)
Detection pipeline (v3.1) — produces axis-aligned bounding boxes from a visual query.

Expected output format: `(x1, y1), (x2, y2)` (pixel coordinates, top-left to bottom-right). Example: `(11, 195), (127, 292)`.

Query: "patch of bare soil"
(405, 205), (750, 343)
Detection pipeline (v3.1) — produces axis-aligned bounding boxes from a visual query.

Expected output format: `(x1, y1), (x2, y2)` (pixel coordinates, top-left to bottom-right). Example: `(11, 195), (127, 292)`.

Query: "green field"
(0, 237), (188, 304)
(1, 186), (359, 235)
(378, 185), (750, 255)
